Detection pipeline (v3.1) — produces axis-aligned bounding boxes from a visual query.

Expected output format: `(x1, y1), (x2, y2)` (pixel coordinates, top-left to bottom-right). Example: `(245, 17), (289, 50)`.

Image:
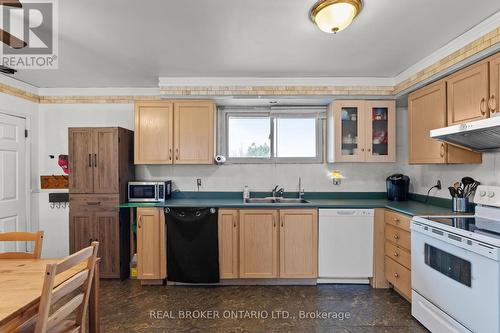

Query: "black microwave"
(128, 181), (171, 202)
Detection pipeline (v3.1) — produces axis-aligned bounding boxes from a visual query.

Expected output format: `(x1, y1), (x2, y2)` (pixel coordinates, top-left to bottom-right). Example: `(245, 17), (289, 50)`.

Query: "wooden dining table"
(0, 258), (100, 333)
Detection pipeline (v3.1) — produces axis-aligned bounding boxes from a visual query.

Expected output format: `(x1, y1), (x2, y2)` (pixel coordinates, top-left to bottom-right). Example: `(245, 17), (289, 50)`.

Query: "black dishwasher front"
(166, 207), (219, 283)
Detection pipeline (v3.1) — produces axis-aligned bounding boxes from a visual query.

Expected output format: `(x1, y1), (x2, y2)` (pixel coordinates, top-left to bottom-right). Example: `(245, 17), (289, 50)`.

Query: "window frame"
(218, 107), (324, 164)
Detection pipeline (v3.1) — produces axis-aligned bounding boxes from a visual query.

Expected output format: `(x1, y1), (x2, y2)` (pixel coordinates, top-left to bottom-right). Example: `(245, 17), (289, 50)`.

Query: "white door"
(0, 113), (27, 252)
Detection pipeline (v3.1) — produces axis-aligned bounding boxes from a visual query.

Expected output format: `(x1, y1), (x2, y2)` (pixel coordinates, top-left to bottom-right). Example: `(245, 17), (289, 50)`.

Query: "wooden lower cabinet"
(279, 209), (318, 278)
(235, 209), (318, 279)
(383, 210), (412, 301)
(137, 208), (166, 282)
(239, 210), (279, 278)
(69, 194), (130, 279)
(218, 209), (239, 279)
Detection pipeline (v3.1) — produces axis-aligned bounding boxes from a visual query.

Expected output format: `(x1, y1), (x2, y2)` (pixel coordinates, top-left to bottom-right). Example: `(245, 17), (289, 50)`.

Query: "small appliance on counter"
(386, 174), (410, 201)
(128, 181), (171, 202)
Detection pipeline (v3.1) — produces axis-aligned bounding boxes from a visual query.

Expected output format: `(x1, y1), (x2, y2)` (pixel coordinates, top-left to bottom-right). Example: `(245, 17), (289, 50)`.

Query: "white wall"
(37, 103), (133, 258)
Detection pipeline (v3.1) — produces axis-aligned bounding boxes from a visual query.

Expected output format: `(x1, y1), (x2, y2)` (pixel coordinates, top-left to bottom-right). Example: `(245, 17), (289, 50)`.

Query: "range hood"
(430, 116), (500, 151)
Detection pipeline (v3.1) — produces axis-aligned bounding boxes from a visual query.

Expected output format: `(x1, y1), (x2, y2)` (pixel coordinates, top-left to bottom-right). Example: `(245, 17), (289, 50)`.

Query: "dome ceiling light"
(310, 0), (363, 34)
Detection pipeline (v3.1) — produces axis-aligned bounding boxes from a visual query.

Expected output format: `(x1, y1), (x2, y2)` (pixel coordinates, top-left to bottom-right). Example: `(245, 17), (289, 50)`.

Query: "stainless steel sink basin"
(275, 198), (310, 204)
(244, 197), (310, 204)
(244, 198), (277, 203)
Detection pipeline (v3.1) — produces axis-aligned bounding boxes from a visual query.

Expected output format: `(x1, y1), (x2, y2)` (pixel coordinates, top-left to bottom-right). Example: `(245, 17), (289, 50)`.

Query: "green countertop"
(119, 192), (454, 216)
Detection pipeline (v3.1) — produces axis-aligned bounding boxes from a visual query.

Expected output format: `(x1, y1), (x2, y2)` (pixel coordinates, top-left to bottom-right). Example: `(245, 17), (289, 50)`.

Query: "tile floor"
(100, 281), (428, 333)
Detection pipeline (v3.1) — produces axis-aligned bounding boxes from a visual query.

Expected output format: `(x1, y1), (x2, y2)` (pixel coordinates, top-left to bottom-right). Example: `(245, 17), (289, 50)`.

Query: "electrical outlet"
(436, 180), (442, 190)
(197, 179), (202, 187)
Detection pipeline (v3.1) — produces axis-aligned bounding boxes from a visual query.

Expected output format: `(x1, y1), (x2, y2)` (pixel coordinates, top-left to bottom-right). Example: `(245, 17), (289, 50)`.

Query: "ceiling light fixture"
(310, 0), (362, 34)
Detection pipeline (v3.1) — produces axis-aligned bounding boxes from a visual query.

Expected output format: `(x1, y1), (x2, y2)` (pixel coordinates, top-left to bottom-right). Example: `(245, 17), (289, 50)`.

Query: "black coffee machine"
(386, 174), (410, 201)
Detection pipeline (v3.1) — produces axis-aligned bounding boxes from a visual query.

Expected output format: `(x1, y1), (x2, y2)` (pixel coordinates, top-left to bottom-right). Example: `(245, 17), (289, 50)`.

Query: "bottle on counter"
(243, 185), (250, 200)
(130, 253), (138, 279)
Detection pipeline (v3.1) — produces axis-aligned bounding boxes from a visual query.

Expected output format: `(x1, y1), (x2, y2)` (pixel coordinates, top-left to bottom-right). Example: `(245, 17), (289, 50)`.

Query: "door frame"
(0, 111), (32, 239)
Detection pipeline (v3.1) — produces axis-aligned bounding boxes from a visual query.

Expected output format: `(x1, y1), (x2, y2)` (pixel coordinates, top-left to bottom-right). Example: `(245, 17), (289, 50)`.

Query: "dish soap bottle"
(130, 253), (138, 279)
(243, 185), (250, 200)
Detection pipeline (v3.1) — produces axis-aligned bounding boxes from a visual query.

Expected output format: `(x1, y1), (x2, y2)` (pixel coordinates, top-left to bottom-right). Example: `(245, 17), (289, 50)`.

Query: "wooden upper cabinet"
(408, 80), (482, 164)
(365, 101), (396, 162)
(218, 209), (239, 279)
(447, 60), (489, 125)
(239, 210), (278, 278)
(134, 101), (174, 164)
(174, 101), (215, 164)
(279, 209), (318, 278)
(489, 52), (500, 116)
(137, 207), (166, 280)
(92, 128), (119, 193)
(408, 80), (448, 164)
(329, 100), (396, 163)
(68, 128), (94, 193)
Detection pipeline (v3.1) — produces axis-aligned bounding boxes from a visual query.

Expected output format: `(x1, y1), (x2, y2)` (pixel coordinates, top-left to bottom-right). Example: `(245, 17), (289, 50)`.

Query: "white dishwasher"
(318, 209), (374, 284)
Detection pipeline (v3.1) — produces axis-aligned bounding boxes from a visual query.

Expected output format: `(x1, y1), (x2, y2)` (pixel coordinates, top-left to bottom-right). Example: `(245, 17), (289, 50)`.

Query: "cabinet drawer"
(385, 224), (411, 250)
(70, 194), (119, 212)
(385, 241), (411, 269)
(385, 210), (411, 231)
(385, 256), (411, 300)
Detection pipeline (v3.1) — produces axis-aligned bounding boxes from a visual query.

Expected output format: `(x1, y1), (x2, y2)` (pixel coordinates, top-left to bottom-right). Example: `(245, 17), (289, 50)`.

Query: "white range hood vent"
(430, 116), (500, 152)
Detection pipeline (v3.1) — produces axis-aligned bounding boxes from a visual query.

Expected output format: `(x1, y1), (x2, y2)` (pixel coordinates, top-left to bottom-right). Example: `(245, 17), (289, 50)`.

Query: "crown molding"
(394, 11), (500, 84)
(158, 77), (396, 87)
(0, 74), (39, 95)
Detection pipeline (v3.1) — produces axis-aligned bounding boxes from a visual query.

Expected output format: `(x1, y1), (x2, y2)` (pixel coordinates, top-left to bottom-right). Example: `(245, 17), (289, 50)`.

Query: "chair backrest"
(35, 242), (99, 333)
(0, 231), (44, 259)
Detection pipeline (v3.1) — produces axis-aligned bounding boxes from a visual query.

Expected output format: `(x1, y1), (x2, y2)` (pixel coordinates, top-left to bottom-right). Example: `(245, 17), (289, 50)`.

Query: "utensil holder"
(452, 198), (470, 213)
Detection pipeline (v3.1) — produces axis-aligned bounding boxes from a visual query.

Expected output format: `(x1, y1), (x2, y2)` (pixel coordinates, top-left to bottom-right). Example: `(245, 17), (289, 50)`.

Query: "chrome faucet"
(298, 177), (305, 199)
(272, 185), (285, 198)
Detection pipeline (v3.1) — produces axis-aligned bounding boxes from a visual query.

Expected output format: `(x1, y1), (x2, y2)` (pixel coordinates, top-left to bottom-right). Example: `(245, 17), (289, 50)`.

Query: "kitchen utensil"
(448, 186), (457, 198)
(461, 177), (475, 197)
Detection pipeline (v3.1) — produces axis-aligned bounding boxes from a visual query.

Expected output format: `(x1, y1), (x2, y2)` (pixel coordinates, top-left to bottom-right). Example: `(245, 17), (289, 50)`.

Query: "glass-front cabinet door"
(365, 101), (396, 162)
(332, 101), (366, 162)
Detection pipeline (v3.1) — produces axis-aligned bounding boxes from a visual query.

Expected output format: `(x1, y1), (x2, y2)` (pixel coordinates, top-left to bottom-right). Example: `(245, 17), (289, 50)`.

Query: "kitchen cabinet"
(447, 60), (490, 125)
(134, 100), (215, 165)
(328, 100), (396, 162)
(134, 101), (174, 164)
(69, 194), (129, 279)
(489, 52), (500, 115)
(279, 209), (318, 278)
(69, 127), (134, 279)
(174, 101), (215, 164)
(137, 207), (166, 283)
(239, 210), (279, 278)
(384, 210), (412, 301)
(218, 209), (239, 279)
(408, 80), (482, 164)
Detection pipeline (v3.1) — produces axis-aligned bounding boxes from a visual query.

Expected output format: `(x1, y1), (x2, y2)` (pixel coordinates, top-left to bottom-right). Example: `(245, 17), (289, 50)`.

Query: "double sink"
(244, 197), (310, 204)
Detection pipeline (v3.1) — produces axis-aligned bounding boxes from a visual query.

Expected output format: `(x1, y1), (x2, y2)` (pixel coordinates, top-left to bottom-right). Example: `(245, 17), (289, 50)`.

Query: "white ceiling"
(9, 0), (500, 88)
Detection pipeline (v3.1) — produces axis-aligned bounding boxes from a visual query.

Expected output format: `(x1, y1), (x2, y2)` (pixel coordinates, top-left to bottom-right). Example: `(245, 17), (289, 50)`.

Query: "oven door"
(411, 228), (499, 333)
(128, 183), (158, 202)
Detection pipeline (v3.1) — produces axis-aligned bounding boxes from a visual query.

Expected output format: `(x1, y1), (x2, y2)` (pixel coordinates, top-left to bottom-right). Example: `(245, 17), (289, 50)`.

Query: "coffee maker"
(386, 174), (410, 201)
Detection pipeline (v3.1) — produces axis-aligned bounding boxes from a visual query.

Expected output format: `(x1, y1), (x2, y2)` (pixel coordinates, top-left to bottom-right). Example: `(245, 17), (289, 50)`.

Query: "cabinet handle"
(89, 238), (93, 245)
(489, 94), (497, 113)
(440, 143), (445, 158)
(394, 272), (399, 278)
(367, 148), (371, 152)
(361, 148), (365, 152)
(87, 202), (101, 206)
(273, 216), (276, 228)
(393, 217), (400, 223)
(94, 154), (97, 167)
(138, 216), (142, 228)
(169, 148), (172, 161)
(480, 97), (487, 116)
(281, 216), (284, 228)
(394, 234), (400, 240)
(394, 252), (399, 257)
(88, 154), (92, 167)
(175, 148), (179, 160)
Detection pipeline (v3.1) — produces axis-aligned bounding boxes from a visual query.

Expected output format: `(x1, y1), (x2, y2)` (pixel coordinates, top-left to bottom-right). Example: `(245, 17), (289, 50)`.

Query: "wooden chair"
(0, 231), (44, 259)
(34, 242), (99, 333)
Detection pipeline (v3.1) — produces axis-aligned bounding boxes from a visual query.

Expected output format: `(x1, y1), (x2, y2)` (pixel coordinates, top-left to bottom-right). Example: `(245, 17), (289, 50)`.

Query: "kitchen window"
(218, 107), (324, 163)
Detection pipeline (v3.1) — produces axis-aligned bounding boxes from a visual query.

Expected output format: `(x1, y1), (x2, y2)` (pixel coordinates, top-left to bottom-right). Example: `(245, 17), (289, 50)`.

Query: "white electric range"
(411, 185), (500, 333)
